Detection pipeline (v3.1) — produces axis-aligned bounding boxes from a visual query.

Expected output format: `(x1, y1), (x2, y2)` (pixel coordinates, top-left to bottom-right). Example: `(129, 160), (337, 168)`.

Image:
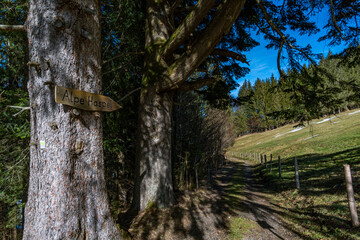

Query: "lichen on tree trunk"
(23, 0), (121, 239)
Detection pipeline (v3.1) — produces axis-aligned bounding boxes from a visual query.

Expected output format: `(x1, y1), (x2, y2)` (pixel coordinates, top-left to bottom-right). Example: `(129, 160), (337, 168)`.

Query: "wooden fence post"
(265, 155), (267, 168)
(278, 156), (282, 179)
(295, 157), (300, 189)
(270, 154), (273, 172)
(261, 154), (263, 164)
(344, 164), (360, 227)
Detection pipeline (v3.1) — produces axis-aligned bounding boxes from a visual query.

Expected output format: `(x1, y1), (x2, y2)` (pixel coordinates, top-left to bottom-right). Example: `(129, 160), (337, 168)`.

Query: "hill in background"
(229, 109), (360, 239)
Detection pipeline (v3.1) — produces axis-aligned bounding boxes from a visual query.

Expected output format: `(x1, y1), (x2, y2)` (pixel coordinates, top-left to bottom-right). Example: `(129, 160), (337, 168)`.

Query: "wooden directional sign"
(55, 85), (122, 112)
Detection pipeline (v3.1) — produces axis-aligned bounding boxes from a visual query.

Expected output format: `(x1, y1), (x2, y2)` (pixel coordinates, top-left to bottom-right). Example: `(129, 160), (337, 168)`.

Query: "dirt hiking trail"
(237, 159), (301, 240)
(128, 158), (301, 239)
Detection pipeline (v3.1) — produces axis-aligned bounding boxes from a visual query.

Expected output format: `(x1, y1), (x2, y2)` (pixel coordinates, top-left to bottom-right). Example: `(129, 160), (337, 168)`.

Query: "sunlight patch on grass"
(227, 217), (258, 240)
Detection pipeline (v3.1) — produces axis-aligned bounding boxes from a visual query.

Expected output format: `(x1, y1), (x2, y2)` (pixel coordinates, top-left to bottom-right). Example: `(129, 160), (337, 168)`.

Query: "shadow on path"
(125, 158), (302, 239)
(229, 159), (301, 240)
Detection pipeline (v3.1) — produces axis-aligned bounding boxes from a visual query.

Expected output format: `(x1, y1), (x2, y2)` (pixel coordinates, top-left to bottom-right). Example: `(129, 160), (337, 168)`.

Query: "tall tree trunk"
(134, 88), (175, 210)
(133, 0), (246, 211)
(23, 1), (121, 239)
(133, 0), (175, 211)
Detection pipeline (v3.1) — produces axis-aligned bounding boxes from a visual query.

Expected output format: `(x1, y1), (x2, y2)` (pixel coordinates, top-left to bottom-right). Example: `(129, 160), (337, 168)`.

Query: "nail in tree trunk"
(344, 164), (360, 227)
(278, 156), (282, 179)
(23, 1), (121, 239)
(295, 157), (300, 189)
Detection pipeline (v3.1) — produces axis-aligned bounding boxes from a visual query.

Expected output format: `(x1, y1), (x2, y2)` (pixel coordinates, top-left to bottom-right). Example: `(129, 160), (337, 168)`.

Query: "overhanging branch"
(256, 0), (316, 65)
(0, 25), (25, 32)
(159, 0), (246, 92)
(162, 0), (216, 58)
(277, 41), (285, 78)
(212, 49), (249, 65)
(330, 0), (345, 40)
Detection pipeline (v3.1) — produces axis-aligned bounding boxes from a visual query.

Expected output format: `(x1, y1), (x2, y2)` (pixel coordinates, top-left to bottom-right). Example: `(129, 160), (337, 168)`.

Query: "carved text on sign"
(55, 85), (121, 112)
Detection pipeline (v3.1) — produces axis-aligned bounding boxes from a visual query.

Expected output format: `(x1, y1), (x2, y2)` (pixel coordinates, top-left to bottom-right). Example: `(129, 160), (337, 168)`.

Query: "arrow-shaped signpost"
(55, 85), (122, 112)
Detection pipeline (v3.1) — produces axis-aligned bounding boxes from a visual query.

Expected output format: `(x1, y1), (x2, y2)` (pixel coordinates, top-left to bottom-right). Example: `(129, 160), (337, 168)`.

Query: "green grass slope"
(228, 109), (360, 239)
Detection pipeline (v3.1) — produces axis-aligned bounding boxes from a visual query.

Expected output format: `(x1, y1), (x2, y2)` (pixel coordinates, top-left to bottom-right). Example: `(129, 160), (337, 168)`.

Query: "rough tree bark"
(23, 0), (121, 239)
(134, 0), (246, 212)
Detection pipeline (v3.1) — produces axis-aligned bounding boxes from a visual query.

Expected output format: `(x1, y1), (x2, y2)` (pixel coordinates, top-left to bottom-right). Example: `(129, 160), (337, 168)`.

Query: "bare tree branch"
(8, 105), (31, 116)
(4, 150), (30, 173)
(212, 49), (249, 65)
(162, 0), (216, 58)
(102, 64), (126, 75)
(0, 25), (25, 32)
(118, 87), (141, 102)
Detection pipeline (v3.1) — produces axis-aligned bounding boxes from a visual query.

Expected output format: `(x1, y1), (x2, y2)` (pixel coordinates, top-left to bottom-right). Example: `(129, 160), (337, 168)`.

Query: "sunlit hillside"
(228, 109), (360, 240)
(230, 109), (360, 159)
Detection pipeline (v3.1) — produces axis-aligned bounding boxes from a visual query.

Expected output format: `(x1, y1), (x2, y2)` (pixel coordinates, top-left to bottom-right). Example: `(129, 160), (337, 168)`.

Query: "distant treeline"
(233, 51), (360, 136)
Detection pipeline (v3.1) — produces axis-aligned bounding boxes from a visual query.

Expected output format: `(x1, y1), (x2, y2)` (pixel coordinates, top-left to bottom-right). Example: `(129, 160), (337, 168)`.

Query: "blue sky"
(231, 7), (348, 97)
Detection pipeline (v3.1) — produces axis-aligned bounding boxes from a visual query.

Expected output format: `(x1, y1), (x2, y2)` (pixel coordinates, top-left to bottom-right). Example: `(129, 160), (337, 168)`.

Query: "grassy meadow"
(228, 109), (360, 239)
